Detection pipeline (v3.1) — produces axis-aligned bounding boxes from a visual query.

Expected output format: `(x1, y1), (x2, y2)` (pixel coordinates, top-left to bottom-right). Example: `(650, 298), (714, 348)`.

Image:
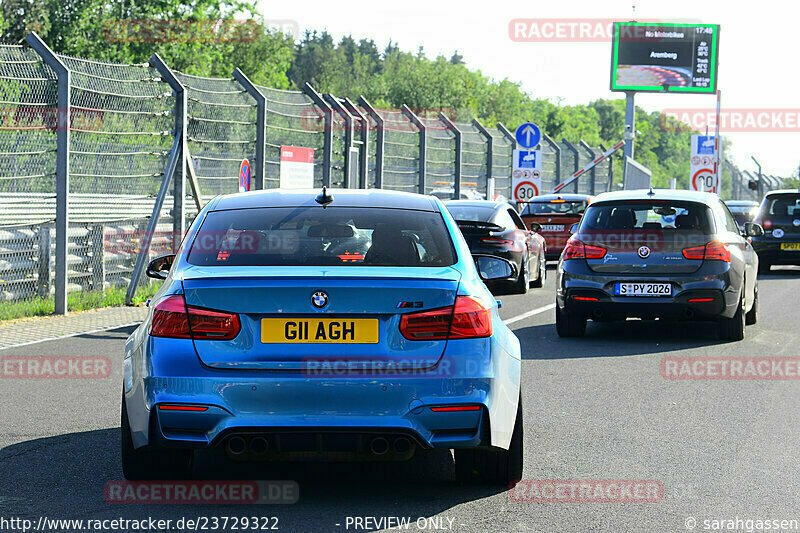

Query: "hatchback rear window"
(581, 201), (715, 234)
(521, 201), (586, 215)
(187, 207), (456, 267)
(763, 194), (800, 217)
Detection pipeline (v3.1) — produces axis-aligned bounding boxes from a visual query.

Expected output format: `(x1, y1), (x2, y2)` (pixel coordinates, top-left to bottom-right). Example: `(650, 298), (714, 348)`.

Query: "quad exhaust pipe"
(227, 434), (414, 456)
(227, 436), (247, 455)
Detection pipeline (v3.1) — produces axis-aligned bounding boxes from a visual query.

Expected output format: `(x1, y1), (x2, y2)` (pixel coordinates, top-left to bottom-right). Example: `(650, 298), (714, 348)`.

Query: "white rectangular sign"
(280, 146), (314, 189)
(512, 149), (542, 202)
(690, 135), (719, 194)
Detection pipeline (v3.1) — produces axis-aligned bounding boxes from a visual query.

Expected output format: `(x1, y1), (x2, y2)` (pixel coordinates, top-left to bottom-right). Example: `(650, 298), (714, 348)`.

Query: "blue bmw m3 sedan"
(122, 188), (523, 485)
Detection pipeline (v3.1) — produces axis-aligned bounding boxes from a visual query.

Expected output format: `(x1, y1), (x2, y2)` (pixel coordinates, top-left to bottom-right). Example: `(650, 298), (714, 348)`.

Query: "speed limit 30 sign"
(515, 181), (539, 202)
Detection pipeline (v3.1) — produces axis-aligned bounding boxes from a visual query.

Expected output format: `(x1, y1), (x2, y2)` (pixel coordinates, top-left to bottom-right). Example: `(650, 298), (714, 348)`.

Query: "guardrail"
(0, 218), (172, 304)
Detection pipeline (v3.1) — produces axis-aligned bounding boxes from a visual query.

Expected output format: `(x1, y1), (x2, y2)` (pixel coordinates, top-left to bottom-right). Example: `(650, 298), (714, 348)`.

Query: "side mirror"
(744, 222), (764, 238)
(146, 254), (175, 280)
(474, 255), (514, 281)
(529, 222), (542, 233)
(569, 223), (579, 235)
(748, 180), (759, 191)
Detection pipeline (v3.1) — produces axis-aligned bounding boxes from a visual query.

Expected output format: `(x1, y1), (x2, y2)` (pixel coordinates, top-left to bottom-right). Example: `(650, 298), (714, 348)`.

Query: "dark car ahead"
(724, 200), (759, 230)
(556, 189), (762, 341)
(519, 194), (594, 260)
(750, 190), (800, 273)
(445, 200), (546, 294)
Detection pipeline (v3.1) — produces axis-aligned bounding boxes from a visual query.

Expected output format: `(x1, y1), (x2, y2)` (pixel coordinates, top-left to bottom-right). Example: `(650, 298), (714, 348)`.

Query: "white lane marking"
(503, 303), (556, 326)
(0, 322), (141, 351)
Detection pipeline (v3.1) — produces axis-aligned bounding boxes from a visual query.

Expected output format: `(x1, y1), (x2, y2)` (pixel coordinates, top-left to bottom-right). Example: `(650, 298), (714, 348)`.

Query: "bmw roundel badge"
(311, 291), (328, 309)
(637, 246), (651, 259)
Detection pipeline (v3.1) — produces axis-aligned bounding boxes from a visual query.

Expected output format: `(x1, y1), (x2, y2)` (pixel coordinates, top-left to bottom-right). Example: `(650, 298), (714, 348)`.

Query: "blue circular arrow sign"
(515, 122), (541, 149)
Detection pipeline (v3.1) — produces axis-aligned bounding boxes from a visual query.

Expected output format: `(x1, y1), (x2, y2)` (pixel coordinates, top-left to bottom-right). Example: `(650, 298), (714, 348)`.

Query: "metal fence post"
(26, 32), (70, 314)
(599, 143), (614, 192)
(150, 54), (186, 247)
(439, 114), (462, 199)
(37, 224), (52, 299)
(561, 139), (580, 193)
(542, 134), (561, 185)
(343, 98), (369, 188)
(90, 223), (105, 291)
(324, 94), (355, 188)
(302, 83), (332, 187)
(358, 96), (384, 189)
(232, 68), (265, 190)
(401, 105), (426, 194)
(579, 140), (597, 195)
(472, 119), (493, 199)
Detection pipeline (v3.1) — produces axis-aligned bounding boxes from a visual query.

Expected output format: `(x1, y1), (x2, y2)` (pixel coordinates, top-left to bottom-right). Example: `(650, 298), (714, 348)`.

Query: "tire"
(758, 260), (771, 274)
(745, 282), (758, 325)
(556, 305), (586, 338)
(121, 396), (193, 480)
(718, 287), (746, 341)
(455, 394), (523, 486)
(511, 257), (529, 295)
(531, 254), (546, 288)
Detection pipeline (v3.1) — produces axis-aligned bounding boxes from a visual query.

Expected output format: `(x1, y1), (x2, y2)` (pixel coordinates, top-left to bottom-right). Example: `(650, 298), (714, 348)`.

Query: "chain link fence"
(2, 33), (791, 319)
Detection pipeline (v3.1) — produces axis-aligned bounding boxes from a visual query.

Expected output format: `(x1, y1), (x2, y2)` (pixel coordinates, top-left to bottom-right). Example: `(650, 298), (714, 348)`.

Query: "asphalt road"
(1, 266), (799, 532)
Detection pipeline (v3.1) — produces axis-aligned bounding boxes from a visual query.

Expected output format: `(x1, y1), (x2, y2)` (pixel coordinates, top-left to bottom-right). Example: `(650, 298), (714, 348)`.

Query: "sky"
(259, 0), (797, 178)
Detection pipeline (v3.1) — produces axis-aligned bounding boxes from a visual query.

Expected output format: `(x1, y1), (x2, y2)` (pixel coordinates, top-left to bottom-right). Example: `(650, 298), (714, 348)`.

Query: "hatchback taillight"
(681, 240), (731, 262)
(563, 238), (606, 260)
(399, 296), (492, 340)
(150, 295), (240, 340)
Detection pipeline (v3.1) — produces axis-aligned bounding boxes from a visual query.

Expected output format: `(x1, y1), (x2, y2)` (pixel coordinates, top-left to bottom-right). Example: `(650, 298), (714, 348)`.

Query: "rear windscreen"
(187, 207), (456, 267)
(581, 201), (715, 234)
(521, 201), (586, 216)
(444, 205), (495, 222)
(763, 194), (800, 217)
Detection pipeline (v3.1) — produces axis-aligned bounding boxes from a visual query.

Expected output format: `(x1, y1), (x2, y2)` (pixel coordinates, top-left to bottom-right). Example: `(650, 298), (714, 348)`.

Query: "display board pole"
(623, 91), (635, 186)
(714, 90), (722, 191)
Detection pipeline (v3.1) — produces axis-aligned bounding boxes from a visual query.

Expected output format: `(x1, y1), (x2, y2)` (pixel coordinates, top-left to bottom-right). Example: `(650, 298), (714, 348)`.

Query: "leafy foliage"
(1, 1), (714, 186)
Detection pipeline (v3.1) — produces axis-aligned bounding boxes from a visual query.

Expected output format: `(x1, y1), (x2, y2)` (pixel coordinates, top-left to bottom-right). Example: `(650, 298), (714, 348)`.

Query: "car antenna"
(315, 186), (334, 208)
(646, 187), (655, 197)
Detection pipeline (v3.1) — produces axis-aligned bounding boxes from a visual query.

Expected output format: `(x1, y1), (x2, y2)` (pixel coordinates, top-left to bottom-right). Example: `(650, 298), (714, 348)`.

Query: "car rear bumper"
(124, 332), (520, 453)
(751, 239), (800, 265)
(556, 260), (739, 319)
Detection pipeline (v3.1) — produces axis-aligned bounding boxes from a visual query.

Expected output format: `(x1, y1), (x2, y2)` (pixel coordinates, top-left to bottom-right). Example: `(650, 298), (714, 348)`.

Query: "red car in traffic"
(519, 194), (594, 260)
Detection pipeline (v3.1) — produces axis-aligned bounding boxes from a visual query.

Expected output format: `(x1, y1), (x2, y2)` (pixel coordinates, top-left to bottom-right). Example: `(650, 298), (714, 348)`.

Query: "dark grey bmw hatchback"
(555, 189), (762, 341)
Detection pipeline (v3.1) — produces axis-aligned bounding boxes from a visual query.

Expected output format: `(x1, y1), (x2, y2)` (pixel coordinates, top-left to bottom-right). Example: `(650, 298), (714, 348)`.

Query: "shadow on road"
(515, 319), (723, 359)
(0, 429), (504, 528)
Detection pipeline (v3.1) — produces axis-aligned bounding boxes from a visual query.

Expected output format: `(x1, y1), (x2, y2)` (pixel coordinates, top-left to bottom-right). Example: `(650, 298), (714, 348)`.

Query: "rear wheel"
(556, 305), (586, 338)
(511, 257), (529, 294)
(745, 282), (758, 325)
(455, 394), (523, 486)
(718, 288), (746, 341)
(121, 396), (193, 480)
(531, 254), (546, 288)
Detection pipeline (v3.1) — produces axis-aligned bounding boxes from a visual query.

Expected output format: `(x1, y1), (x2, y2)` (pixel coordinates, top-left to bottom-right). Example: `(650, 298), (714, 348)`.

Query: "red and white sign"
(280, 146), (314, 189)
(515, 181), (539, 202)
(690, 135), (720, 194)
(692, 168), (718, 193)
